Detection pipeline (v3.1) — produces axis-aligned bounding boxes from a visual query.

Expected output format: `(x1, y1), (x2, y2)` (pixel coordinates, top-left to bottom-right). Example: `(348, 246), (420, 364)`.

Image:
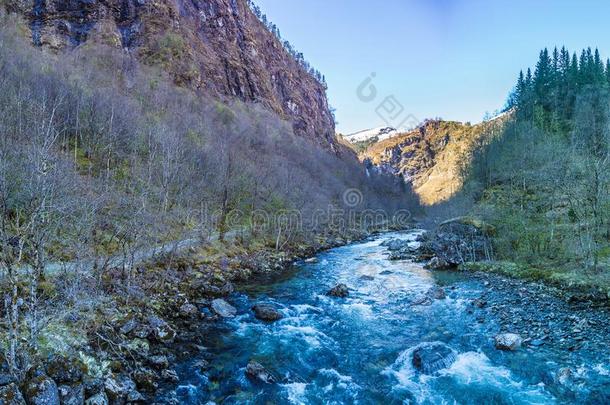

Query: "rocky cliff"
(355, 117), (508, 205)
(6, 0), (337, 149)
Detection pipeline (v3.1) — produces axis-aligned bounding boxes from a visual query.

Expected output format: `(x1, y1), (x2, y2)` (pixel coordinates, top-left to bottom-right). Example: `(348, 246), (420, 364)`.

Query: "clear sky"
(255, 0), (610, 134)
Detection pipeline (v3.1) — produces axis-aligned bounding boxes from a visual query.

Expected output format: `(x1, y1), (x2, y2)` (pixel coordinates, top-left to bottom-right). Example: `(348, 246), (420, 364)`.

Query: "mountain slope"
(6, 0), (337, 149)
(355, 117), (508, 205)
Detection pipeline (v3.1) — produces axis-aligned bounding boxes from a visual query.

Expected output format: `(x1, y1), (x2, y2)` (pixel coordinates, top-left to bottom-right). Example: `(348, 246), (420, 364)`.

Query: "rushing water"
(170, 231), (610, 404)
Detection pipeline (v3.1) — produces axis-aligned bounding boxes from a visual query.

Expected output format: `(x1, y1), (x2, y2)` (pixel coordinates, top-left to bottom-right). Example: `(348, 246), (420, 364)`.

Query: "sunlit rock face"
(7, 0), (337, 150)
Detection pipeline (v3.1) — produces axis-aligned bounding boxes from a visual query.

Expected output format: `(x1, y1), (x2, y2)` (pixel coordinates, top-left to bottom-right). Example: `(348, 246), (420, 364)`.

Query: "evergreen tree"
(593, 48), (605, 84)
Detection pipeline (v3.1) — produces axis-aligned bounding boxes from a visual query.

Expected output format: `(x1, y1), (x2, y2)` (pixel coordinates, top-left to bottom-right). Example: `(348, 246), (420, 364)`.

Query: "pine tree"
(593, 48), (605, 84)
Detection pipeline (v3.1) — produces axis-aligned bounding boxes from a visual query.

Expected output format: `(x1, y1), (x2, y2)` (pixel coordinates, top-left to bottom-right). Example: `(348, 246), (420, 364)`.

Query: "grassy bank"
(459, 261), (610, 300)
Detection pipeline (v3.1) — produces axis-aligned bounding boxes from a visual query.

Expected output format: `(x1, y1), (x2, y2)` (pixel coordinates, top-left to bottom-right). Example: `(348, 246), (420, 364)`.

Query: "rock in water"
(426, 286), (447, 300)
(327, 283), (349, 298)
(245, 361), (275, 384)
(411, 342), (458, 374)
(211, 299), (237, 318)
(556, 367), (573, 386)
(494, 333), (523, 351)
(424, 256), (451, 270)
(252, 303), (283, 322)
(382, 238), (409, 251)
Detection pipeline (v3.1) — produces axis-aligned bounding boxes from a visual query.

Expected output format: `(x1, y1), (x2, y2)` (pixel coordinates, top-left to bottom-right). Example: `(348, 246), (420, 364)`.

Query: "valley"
(0, 1), (609, 404)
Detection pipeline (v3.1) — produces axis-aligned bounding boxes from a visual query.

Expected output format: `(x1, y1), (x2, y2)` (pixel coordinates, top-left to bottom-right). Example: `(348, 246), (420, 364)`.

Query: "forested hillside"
(461, 46), (610, 290)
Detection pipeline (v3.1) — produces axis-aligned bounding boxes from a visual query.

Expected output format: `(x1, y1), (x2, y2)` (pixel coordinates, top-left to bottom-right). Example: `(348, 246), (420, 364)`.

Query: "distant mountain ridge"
(348, 116), (510, 205)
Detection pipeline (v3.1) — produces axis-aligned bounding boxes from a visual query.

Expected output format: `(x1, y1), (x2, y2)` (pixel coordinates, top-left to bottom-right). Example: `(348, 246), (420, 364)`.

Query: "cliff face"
(7, 0), (337, 149)
(355, 117), (508, 205)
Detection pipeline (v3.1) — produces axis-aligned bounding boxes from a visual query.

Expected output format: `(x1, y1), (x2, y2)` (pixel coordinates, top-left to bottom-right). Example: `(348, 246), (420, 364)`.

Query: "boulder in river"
(211, 299), (237, 318)
(494, 333), (523, 351)
(245, 361), (275, 384)
(326, 283), (349, 298)
(424, 256), (451, 270)
(382, 238), (410, 251)
(252, 303), (283, 322)
(556, 367), (573, 386)
(426, 286), (447, 300)
(420, 217), (493, 266)
(411, 342), (458, 374)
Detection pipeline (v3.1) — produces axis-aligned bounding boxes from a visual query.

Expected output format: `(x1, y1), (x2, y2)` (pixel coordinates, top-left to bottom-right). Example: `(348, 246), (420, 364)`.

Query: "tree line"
(245, 0), (327, 88)
(465, 46), (610, 272)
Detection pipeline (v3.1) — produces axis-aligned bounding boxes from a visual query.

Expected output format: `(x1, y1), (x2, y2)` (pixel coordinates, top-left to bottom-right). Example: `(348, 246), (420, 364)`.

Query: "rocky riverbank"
(0, 228), (385, 405)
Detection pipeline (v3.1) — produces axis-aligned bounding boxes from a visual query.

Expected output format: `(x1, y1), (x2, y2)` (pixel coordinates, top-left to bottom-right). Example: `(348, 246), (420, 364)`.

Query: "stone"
(179, 303), (198, 318)
(211, 299), (237, 318)
(472, 299), (487, 308)
(412, 342), (458, 374)
(58, 384), (85, 405)
(220, 282), (235, 296)
(161, 369), (180, 383)
(126, 389), (145, 403)
(245, 361), (275, 384)
(382, 238), (409, 251)
(420, 219), (492, 266)
(84, 392), (108, 405)
(494, 333), (523, 351)
(83, 378), (104, 398)
(46, 356), (85, 384)
(252, 303), (283, 322)
(0, 372), (16, 386)
(23, 374), (60, 405)
(326, 283), (349, 298)
(424, 256), (450, 270)
(103, 375), (136, 403)
(132, 369), (158, 392)
(0, 383), (26, 405)
(147, 316), (176, 343)
(557, 367), (573, 386)
(147, 355), (169, 370)
(426, 286), (446, 300)
(119, 319), (138, 336)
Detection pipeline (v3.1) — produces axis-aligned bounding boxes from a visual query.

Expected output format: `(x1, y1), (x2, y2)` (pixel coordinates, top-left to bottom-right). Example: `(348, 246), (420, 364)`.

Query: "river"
(167, 230), (610, 404)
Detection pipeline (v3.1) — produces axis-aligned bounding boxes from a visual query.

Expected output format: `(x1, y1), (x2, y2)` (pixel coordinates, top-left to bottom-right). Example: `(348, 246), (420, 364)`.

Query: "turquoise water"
(170, 231), (610, 404)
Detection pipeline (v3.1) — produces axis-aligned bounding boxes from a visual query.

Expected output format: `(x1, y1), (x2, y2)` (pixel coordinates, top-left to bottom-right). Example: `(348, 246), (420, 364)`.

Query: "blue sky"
(255, 0), (610, 134)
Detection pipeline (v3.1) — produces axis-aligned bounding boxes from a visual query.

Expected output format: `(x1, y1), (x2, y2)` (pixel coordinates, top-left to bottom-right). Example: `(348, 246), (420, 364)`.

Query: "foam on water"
(280, 324), (333, 348)
(594, 363), (610, 376)
(384, 348), (556, 404)
(282, 382), (308, 404)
